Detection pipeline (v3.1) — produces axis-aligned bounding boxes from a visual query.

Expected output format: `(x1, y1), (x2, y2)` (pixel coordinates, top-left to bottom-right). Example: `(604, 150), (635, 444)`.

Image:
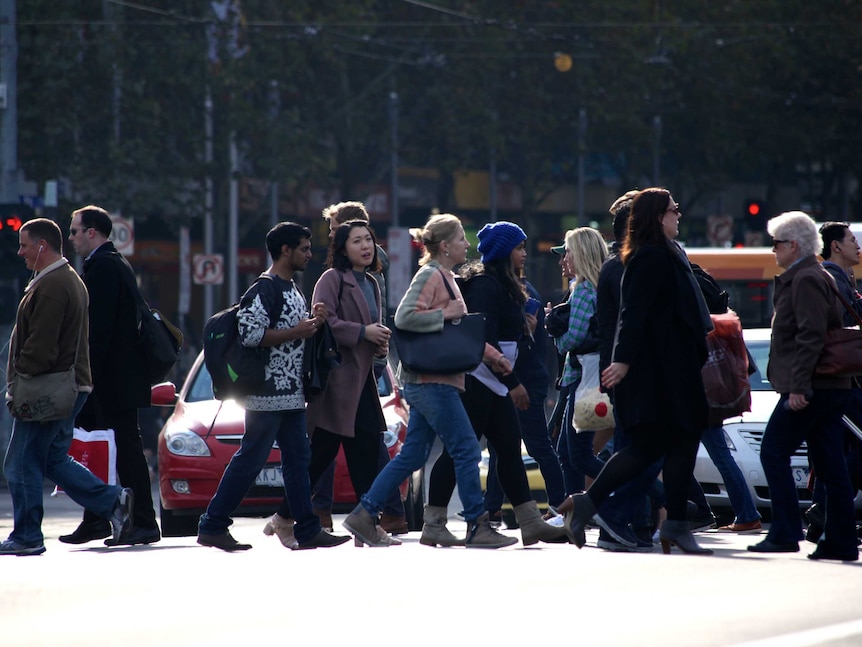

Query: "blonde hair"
(566, 227), (608, 288)
(410, 213), (463, 266)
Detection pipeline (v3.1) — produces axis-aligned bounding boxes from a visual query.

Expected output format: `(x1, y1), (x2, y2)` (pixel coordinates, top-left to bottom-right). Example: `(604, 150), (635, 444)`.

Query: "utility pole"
(0, 0), (18, 203)
(389, 90), (399, 227)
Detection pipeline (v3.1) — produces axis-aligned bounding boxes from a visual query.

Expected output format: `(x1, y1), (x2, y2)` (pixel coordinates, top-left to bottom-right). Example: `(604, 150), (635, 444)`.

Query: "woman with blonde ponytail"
(343, 214), (515, 548)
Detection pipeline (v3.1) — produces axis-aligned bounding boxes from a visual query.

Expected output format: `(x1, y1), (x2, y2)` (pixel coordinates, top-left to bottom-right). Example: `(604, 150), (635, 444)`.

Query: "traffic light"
(0, 203), (34, 277)
(744, 199), (766, 231)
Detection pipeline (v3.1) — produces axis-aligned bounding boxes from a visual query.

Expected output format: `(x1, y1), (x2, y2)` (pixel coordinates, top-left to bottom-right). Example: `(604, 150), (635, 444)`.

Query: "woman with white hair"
(747, 211), (857, 561)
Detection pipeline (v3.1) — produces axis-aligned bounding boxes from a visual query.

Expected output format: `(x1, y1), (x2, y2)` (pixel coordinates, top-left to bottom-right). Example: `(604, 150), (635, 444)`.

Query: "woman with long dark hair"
(264, 220), (398, 548)
(560, 188), (714, 555)
(423, 221), (568, 547)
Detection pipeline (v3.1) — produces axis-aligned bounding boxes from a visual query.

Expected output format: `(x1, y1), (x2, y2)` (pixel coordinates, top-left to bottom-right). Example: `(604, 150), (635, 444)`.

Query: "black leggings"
(428, 375), (532, 509)
(277, 376), (385, 519)
(586, 422), (701, 521)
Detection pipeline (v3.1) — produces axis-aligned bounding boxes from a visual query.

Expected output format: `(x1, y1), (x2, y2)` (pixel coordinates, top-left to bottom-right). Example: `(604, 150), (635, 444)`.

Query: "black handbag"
(302, 321), (341, 396)
(392, 269), (486, 375)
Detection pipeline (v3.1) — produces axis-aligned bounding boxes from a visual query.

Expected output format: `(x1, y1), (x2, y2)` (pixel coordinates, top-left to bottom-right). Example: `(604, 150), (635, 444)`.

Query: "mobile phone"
(525, 297), (541, 316)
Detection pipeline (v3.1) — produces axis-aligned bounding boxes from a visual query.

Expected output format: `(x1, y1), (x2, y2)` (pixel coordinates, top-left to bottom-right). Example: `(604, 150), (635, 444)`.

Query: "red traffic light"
(745, 200), (764, 217)
(0, 215), (23, 232)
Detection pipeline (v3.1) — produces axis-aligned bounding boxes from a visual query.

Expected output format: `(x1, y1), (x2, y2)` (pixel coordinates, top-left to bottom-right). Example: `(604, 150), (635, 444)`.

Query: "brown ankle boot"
(262, 513), (298, 549)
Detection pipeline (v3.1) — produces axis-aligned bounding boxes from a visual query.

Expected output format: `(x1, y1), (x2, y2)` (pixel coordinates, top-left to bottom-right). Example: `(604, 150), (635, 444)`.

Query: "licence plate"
(255, 467), (283, 488)
(792, 467), (810, 487)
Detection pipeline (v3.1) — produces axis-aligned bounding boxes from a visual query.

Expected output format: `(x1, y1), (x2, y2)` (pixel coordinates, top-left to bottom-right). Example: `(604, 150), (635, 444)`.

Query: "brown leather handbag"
(815, 283), (862, 377)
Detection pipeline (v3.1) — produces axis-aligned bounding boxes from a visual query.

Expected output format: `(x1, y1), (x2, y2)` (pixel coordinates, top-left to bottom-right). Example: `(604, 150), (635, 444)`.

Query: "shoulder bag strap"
(108, 251), (148, 327)
(436, 267), (457, 301)
(828, 280), (862, 327)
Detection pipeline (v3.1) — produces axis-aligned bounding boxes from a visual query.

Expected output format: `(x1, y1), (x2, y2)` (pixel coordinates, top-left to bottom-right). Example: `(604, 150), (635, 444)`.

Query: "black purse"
(302, 321), (341, 396)
(392, 269), (486, 375)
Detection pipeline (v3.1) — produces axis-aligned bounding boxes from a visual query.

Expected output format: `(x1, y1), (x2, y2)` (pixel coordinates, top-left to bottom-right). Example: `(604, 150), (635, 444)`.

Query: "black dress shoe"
(197, 532), (252, 551)
(747, 539), (800, 553)
(295, 530), (351, 550)
(104, 525), (161, 547)
(59, 520), (112, 545)
(808, 545), (859, 562)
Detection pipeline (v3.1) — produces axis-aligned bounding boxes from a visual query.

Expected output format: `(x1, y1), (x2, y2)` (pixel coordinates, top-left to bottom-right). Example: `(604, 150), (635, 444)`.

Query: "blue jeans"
(761, 390), (856, 551)
(4, 392), (122, 546)
(700, 426), (760, 524)
(486, 387), (566, 511)
(199, 408), (320, 543)
(361, 383), (484, 522)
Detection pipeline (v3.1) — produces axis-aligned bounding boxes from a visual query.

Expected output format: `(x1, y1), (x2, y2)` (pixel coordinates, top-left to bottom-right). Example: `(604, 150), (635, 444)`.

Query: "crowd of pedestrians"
(3, 194), (860, 561)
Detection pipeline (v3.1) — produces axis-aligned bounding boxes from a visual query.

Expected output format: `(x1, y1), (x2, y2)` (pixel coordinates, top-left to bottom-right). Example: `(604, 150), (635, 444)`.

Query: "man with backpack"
(197, 222), (350, 551)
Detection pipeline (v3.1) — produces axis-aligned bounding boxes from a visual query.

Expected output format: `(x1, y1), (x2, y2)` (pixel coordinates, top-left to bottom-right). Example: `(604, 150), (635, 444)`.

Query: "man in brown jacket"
(2, 218), (132, 556)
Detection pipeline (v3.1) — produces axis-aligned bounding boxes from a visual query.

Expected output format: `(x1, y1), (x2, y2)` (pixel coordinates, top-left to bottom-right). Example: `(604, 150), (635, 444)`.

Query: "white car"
(694, 327), (862, 512)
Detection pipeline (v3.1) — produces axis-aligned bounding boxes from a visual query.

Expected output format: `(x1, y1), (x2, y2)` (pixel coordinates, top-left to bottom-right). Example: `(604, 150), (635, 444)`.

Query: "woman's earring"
(445, 250), (450, 257)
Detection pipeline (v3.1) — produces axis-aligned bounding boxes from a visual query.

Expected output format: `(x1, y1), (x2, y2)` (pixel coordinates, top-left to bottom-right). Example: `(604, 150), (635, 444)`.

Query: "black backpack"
(110, 252), (183, 384)
(203, 275), (283, 400)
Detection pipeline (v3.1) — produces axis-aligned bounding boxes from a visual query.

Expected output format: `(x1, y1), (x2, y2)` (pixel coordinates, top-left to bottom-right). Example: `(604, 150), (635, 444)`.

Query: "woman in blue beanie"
(424, 221), (569, 546)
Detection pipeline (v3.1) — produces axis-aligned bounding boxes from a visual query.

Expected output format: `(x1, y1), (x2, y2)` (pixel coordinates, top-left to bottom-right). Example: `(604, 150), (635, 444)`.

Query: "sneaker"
(596, 529), (654, 553)
(108, 488), (135, 544)
(688, 512), (717, 532)
(0, 539), (46, 556)
(718, 520), (762, 533)
(593, 512), (638, 548)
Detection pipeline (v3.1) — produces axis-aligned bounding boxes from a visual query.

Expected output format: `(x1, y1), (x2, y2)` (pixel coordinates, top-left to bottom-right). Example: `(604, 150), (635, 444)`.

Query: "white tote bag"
(572, 353), (615, 432)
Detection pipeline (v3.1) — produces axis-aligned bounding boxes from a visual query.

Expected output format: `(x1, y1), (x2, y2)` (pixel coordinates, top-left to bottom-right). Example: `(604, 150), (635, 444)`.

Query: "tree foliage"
(14, 0), (862, 228)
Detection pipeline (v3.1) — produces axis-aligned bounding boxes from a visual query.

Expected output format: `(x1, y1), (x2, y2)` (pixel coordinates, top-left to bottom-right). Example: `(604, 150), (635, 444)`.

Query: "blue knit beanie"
(477, 221), (527, 263)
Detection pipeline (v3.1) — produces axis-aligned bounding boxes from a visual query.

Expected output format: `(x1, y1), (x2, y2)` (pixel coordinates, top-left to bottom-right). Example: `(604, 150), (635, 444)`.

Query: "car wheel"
(404, 469), (425, 531)
(160, 501), (201, 537)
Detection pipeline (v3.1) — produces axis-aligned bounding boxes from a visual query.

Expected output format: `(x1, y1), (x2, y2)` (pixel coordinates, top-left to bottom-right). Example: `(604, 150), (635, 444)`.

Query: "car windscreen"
(745, 339), (771, 391)
(186, 364), (216, 403)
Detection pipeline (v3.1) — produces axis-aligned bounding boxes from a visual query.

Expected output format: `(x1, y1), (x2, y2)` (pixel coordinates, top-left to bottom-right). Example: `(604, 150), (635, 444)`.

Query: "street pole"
(389, 91), (399, 227)
(653, 114), (662, 186)
(203, 87), (214, 317)
(228, 131), (239, 305)
(0, 0), (18, 203)
(577, 108), (587, 226)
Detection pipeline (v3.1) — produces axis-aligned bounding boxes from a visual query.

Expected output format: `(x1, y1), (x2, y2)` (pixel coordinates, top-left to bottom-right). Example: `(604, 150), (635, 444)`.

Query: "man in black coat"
(63, 205), (160, 545)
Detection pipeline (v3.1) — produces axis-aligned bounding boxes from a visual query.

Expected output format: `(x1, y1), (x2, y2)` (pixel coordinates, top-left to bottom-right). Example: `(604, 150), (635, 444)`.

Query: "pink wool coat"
(305, 268), (385, 438)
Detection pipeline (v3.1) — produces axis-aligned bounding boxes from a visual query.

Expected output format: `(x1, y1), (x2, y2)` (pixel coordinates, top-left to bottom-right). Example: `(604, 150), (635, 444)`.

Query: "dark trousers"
(77, 408), (157, 530)
(485, 386), (566, 511)
(428, 375), (532, 509)
(761, 389), (855, 552)
(586, 422), (701, 521)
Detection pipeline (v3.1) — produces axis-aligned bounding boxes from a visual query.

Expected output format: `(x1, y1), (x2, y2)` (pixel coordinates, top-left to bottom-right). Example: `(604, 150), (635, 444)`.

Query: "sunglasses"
(69, 227), (92, 236)
(772, 239), (790, 246)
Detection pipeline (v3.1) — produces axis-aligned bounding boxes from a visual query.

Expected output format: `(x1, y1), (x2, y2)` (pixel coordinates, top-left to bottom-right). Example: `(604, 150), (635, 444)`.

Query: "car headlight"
(383, 421), (401, 449)
(722, 429), (737, 451)
(164, 427), (211, 457)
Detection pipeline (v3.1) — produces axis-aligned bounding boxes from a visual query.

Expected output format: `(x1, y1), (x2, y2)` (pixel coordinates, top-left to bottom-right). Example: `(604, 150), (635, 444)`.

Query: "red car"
(152, 352), (424, 536)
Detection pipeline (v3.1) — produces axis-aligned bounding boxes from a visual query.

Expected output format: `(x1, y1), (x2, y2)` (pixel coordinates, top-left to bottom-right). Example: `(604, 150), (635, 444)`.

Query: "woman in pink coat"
(264, 220), (398, 548)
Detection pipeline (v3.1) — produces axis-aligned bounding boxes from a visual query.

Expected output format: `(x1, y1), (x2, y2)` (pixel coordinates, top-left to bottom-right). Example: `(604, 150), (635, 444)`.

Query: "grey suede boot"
(465, 513), (518, 548)
(343, 505), (395, 547)
(419, 505), (465, 547)
(514, 501), (570, 546)
(659, 520), (713, 555)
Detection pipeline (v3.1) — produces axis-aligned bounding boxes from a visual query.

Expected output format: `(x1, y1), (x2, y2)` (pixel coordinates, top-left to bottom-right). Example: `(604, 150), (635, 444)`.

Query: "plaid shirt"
(554, 279), (597, 388)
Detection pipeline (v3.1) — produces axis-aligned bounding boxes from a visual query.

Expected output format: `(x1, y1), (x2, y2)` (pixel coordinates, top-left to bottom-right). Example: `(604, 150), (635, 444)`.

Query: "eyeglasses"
(69, 227), (92, 236)
(772, 239), (789, 246)
(666, 205), (681, 215)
